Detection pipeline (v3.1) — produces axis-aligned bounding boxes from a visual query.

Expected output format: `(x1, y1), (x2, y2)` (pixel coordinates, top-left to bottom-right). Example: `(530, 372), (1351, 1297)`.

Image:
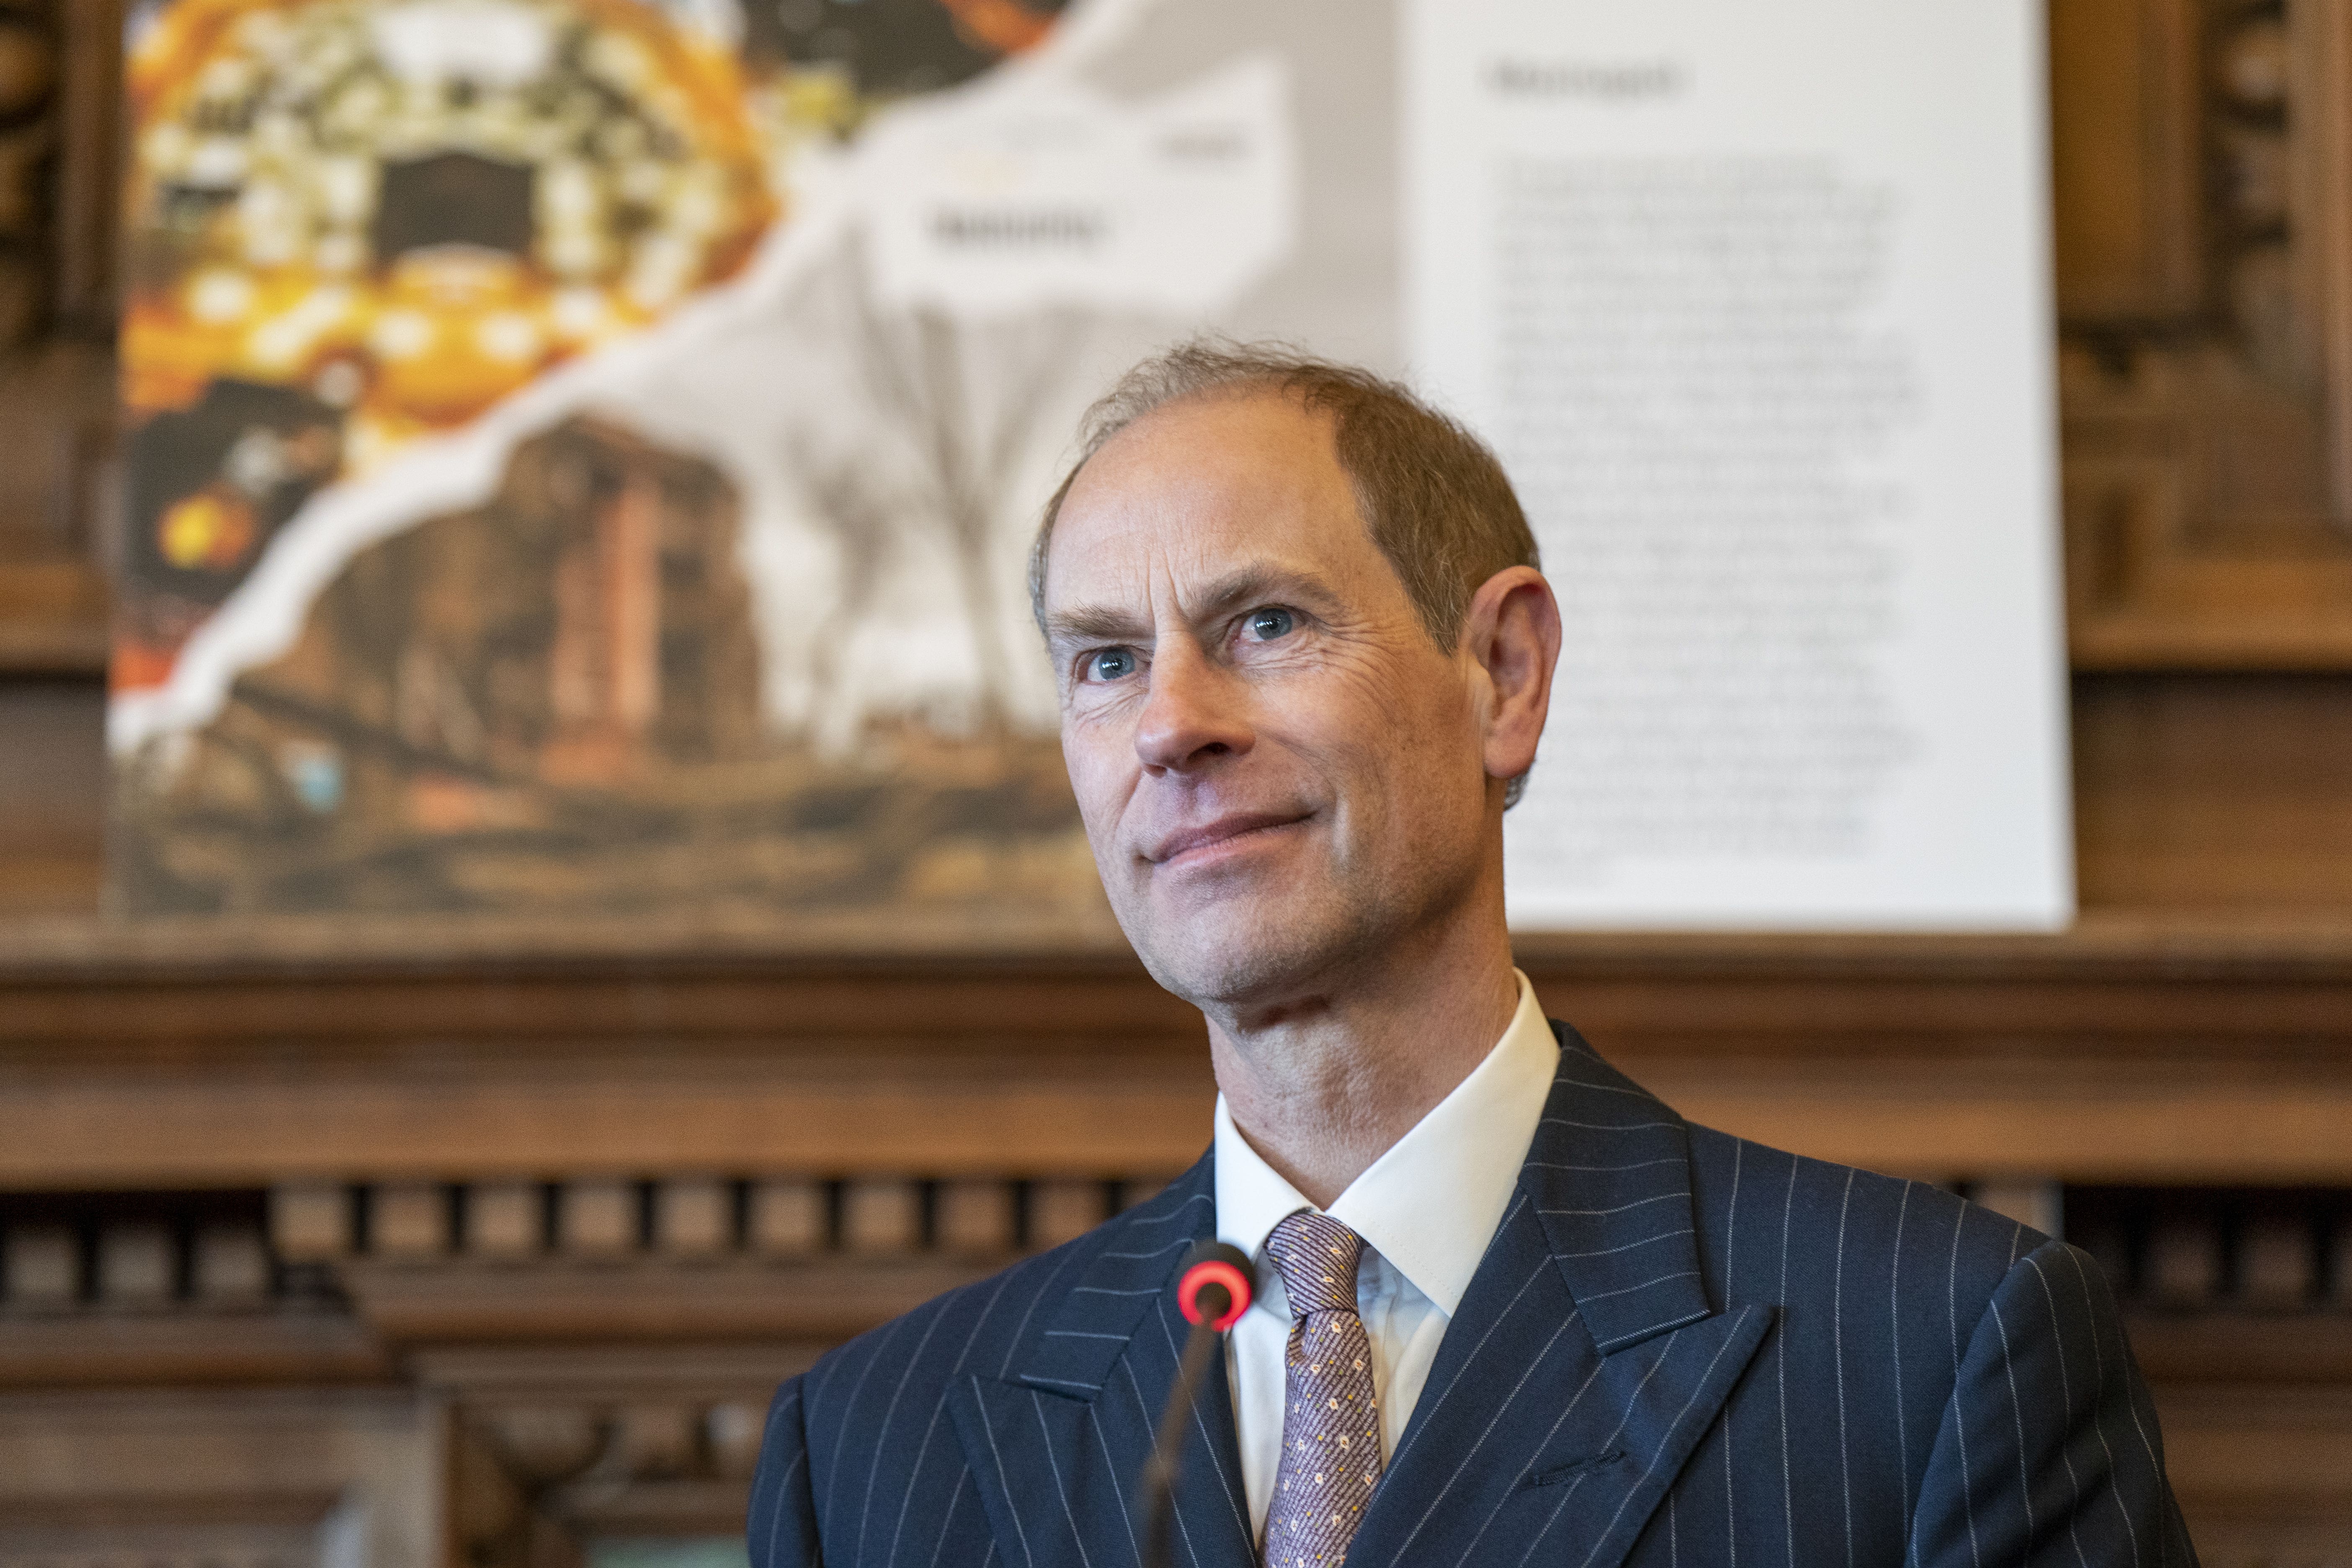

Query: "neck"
(1203, 891), (1519, 1210)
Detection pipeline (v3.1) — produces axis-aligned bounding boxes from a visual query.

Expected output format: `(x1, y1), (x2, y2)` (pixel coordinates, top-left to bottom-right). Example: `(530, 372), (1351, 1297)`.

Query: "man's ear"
(1460, 566), (1562, 793)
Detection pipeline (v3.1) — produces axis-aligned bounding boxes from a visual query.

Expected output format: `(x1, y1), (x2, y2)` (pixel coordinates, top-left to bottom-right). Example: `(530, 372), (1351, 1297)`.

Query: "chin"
(1122, 889), (1370, 1013)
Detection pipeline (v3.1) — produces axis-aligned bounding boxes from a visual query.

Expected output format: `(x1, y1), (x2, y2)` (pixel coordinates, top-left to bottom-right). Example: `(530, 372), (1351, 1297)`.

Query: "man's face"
(1042, 392), (1497, 1009)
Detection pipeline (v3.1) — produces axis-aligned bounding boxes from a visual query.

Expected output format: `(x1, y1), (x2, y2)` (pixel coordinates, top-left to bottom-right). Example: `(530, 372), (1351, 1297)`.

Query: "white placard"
(1404, 0), (2072, 929)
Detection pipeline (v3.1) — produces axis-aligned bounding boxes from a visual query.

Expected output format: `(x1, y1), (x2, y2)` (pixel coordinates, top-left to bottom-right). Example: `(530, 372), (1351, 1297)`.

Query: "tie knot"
(1264, 1210), (1365, 1318)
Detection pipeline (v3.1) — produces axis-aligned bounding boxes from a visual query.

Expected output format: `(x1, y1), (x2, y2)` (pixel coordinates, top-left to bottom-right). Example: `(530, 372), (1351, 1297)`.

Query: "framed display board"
(106, 0), (2067, 932)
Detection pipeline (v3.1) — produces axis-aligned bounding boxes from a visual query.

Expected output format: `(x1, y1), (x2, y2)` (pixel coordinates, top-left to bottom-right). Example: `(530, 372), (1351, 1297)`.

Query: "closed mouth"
(1146, 812), (1310, 867)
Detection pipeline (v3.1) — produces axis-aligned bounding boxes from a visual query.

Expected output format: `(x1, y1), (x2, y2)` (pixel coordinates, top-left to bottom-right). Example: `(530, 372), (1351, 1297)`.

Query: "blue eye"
(1246, 607), (1294, 640)
(1085, 647), (1137, 682)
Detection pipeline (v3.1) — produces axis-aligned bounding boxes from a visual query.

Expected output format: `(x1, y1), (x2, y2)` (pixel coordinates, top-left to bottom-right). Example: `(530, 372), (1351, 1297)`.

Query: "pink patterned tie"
(1260, 1211), (1382, 1568)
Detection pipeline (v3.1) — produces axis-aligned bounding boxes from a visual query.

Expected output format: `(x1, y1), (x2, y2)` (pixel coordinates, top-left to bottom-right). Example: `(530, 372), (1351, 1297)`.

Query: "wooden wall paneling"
(2073, 671), (2352, 906)
(13, 1172), (2351, 1385)
(419, 1345), (816, 1568)
(3, 1175), (2347, 1563)
(0, 0), (58, 354)
(2049, 0), (2204, 319)
(468, 1181), (543, 1260)
(52, 0), (120, 335)
(557, 1181), (637, 1259)
(746, 1178), (825, 1257)
(1, 1181), (386, 1388)
(7, 1179), (2343, 1564)
(2062, 344), (2352, 667)
(2060, 364), (2352, 668)
(2157, 1387), (2352, 1568)
(3, 922), (2350, 1191)
(653, 1179), (730, 1258)
(2122, 1185), (2352, 1559)
(0, 1387), (438, 1568)
(335, 1255), (992, 1346)
(0, 0), (116, 678)
(0, 563), (107, 673)
(0, 1311), (386, 1388)
(2297, 0), (2352, 526)
(0, 679), (103, 915)
(936, 1176), (1017, 1258)
(192, 1222), (270, 1304)
(838, 1177), (920, 1256)
(2, 1222), (73, 1307)
(2055, 0), (2352, 668)
(375, 1183), (450, 1259)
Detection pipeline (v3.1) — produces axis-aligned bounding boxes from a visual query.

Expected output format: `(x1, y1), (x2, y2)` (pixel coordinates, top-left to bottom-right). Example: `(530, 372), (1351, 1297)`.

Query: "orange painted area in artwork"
(363, 250), (570, 428)
(155, 490), (258, 571)
(126, 0), (768, 164)
(938, 0), (1059, 57)
(111, 640), (184, 694)
(113, 0), (783, 696)
(404, 774), (488, 833)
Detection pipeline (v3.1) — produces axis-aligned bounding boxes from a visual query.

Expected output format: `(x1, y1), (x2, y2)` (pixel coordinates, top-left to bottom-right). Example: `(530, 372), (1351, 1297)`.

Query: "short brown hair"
(1027, 338), (1540, 649)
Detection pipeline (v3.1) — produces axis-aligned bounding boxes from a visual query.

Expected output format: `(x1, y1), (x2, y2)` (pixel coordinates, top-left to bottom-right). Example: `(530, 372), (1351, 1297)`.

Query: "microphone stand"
(1141, 1240), (1254, 1568)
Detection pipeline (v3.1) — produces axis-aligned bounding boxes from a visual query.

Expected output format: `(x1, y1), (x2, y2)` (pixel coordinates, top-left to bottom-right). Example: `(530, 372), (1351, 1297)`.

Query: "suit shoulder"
(1681, 1120), (2049, 1313)
(798, 1178), (1210, 1440)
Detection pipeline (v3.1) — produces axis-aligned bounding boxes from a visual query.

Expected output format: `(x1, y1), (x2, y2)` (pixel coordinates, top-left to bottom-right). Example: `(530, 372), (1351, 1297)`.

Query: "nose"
(1134, 640), (1253, 775)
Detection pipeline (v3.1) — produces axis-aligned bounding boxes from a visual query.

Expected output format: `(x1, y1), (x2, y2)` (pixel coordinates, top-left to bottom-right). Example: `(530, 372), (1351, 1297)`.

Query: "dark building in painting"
(113, 418), (1091, 916)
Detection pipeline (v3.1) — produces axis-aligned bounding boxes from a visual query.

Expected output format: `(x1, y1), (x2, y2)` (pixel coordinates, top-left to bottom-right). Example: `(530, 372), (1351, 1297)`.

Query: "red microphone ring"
(1178, 1259), (1253, 1331)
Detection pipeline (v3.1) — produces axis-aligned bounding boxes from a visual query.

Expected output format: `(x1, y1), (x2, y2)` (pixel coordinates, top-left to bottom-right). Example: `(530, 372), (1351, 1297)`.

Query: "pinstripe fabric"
(748, 1024), (2197, 1568)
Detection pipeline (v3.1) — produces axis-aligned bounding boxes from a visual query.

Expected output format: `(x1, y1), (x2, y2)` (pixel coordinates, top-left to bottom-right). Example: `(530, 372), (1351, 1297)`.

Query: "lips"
(1144, 812), (1310, 867)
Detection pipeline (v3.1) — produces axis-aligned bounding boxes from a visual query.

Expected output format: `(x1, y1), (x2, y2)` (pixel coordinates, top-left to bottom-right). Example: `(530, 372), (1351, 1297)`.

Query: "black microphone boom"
(1140, 1239), (1254, 1568)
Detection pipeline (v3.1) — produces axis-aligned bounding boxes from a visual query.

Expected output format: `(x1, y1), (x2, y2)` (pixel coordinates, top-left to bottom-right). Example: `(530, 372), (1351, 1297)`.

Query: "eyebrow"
(1042, 564), (1341, 651)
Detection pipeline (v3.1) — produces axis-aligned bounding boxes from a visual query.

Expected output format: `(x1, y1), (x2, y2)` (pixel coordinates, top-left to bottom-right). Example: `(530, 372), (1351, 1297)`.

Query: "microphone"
(1141, 1239), (1254, 1568)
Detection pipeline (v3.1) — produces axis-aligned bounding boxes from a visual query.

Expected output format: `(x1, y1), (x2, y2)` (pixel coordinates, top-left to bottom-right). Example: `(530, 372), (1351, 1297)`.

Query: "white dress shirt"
(1212, 969), (1562, 1535)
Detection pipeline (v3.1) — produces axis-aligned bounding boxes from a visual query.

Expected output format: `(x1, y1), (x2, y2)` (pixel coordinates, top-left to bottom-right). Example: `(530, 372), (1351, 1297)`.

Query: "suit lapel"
(1344, 1027), (1774, 1568)
(948, 1157), (1256, 1568)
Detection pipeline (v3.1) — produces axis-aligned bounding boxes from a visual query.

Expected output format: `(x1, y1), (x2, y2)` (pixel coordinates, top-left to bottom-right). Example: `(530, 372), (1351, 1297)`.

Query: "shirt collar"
(1213, 969), (1562, 1316)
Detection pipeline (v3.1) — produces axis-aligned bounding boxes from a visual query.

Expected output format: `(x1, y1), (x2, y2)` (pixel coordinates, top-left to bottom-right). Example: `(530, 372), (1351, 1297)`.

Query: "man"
(749, 343), (2194, 1567)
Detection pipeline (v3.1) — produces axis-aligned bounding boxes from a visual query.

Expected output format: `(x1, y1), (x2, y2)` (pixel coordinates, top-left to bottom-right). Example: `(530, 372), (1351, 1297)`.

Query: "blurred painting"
(107, 0), (1325, 922)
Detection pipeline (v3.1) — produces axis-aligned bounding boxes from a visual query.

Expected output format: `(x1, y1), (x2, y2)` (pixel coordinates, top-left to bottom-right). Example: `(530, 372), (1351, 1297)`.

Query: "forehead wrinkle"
(1043, 397), (1378, 646)
(1062, 397), (1344, 546)
(1048, 552), (1351, 654)
(1179, 562), (1345, 625)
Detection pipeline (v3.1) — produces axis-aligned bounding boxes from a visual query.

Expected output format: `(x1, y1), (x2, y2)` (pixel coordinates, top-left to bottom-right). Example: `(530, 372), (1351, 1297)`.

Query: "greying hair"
(1027, 339), (1538, 643)
(1028, 338), (1543, 805)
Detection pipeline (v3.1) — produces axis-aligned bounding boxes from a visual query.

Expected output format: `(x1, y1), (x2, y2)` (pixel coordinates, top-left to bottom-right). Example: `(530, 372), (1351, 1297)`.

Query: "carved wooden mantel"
(5, 911), (2349, 1190)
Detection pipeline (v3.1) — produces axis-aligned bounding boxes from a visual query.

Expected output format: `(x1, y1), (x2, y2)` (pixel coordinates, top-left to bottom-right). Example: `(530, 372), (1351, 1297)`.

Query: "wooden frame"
(2054, 0), (2352, 668)
(0, 0), (119, 676)
(2303, 0), (2352, 521)
(2048, 0), (2205, 321)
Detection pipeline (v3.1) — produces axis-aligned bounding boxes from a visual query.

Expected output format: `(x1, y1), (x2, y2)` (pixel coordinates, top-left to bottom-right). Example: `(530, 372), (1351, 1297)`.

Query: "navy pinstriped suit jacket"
(748, 1024), (2195, 1567)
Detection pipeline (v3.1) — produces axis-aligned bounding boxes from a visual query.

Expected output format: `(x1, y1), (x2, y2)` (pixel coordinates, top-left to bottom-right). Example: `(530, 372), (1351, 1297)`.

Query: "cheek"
(1059, 717), (1136, 836)
(1322, 663), (1482, 821)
